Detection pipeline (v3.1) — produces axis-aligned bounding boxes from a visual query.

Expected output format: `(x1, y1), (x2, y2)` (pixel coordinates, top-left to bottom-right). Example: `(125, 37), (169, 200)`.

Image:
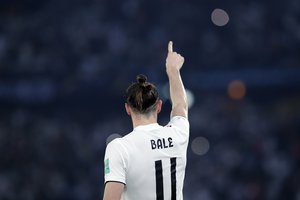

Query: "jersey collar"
(134, 123), (160, 131)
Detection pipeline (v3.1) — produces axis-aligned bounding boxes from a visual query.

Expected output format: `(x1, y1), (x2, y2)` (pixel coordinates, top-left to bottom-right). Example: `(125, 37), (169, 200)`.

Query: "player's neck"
(131, 114), (157, 128)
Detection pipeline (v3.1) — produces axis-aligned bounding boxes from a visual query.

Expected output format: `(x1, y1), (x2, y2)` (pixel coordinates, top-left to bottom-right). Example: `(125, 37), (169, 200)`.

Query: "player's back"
(104, 116), (189, 200)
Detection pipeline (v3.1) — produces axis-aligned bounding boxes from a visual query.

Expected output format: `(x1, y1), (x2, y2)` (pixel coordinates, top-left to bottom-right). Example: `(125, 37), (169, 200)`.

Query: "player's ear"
(125, 103), (131, 116)
(156, 100), (162, 114)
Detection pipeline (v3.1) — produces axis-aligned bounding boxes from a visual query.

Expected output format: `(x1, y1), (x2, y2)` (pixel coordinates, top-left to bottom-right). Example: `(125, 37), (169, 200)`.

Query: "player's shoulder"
(164, 116), (189, 138)
(107, 132), (133, 148)
(166, 116), (189, 128)
(106, 137), (123, 149)
(106, 137), (129, 158)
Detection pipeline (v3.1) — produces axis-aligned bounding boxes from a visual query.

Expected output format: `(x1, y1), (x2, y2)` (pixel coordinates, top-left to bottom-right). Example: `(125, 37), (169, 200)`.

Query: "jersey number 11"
(155, 157), (177, 200)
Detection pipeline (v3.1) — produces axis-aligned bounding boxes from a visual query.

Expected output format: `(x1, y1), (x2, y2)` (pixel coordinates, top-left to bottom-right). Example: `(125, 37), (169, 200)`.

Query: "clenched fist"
(166, 41), (185, 74)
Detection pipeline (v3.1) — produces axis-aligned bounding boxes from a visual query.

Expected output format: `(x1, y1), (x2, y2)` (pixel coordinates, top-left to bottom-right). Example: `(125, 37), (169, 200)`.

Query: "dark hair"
(126, 74), (159, 114)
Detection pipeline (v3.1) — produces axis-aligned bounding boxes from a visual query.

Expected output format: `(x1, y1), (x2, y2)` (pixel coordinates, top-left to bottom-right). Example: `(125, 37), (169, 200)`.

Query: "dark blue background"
(0, 0), (299, 199)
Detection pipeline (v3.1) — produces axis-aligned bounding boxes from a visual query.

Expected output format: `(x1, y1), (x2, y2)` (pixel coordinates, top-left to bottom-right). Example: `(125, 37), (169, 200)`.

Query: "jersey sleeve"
(166, 116), (190, 137)
(104, 139), (127, 185)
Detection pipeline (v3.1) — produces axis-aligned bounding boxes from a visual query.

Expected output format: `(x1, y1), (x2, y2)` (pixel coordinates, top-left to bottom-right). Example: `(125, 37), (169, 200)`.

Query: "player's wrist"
(166, 68), (181, 77)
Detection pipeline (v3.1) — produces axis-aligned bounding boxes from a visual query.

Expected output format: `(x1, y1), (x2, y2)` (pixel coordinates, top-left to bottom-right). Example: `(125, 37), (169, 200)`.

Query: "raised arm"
(166, 41), (188, 119)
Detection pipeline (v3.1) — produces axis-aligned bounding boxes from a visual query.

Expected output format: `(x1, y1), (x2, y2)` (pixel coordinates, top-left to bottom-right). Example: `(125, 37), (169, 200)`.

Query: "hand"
(166, 41), (184, 74)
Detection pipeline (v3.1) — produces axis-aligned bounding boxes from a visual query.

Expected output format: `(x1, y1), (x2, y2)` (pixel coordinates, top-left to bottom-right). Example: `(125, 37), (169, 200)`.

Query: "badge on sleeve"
(104, 158), (110, 174)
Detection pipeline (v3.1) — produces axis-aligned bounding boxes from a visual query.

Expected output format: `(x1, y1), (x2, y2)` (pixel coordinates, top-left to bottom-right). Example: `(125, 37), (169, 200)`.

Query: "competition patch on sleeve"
(104, 158), (110, 174)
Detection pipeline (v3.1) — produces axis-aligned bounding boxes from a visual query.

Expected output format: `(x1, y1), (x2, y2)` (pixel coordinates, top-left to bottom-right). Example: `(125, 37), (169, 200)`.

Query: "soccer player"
(103, 41), (189, 200)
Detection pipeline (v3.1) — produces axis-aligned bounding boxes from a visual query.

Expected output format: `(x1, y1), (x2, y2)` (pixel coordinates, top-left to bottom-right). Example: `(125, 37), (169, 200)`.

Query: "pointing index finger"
(168, 41), (173, 53)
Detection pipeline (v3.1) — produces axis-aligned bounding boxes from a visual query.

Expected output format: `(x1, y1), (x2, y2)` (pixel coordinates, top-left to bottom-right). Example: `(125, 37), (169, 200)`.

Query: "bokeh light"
(186, 89), (195, 109)
(161, 84), (194, 108)
(211, 8), (230, 26)
(161, 83), (170, 102)
(227, 80), (246, 100)
(191, 137), (210, 156)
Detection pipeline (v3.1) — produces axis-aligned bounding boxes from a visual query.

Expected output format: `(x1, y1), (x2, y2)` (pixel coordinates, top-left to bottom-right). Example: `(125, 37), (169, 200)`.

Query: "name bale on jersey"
(150, 137), (174, 150)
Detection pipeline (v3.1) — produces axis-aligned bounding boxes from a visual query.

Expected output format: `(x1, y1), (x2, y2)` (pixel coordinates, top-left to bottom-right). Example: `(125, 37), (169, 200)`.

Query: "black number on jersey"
(155, 158), (177, 200)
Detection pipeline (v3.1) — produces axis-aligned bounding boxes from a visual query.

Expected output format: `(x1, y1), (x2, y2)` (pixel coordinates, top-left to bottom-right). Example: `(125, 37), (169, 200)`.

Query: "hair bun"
(136, 74), (147, 84)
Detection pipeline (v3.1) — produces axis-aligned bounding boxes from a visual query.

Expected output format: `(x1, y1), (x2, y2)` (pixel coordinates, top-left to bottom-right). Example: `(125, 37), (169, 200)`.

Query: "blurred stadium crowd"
(0, 0), (300, 199)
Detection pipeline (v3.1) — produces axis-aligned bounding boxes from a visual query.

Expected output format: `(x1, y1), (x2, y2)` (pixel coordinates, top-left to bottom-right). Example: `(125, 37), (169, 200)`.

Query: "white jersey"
(104, 116), (189, 200)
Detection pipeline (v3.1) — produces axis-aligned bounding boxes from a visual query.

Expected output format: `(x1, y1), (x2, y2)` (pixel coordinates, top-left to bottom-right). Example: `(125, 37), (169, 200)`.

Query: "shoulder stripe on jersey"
(170, 157), (177, 200)
(155, 160), (164, 200)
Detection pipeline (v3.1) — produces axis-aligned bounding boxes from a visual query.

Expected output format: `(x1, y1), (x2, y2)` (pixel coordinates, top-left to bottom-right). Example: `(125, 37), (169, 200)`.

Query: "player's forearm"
(168, 69), (188, 118)
(165, 41), (187, 118)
